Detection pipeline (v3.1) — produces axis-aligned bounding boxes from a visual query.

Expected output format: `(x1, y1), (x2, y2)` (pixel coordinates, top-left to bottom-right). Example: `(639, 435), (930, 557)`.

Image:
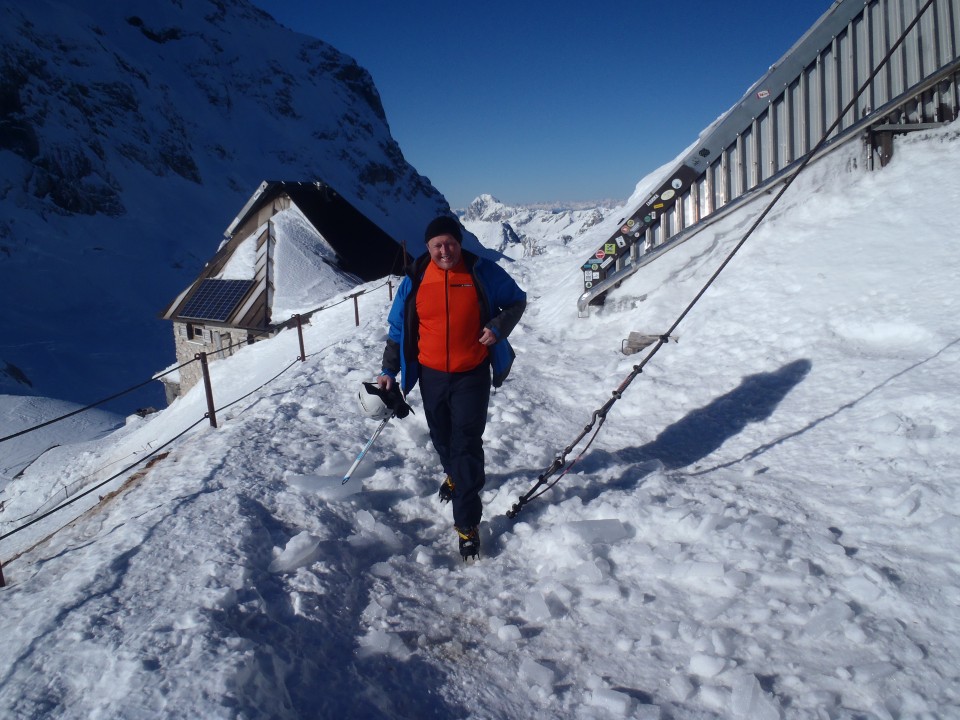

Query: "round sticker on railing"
(660, 189), (675, 201)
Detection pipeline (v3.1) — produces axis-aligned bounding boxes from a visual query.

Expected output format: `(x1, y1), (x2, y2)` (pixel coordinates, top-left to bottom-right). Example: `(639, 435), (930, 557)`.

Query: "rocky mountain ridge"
(0, 0), (448, 410)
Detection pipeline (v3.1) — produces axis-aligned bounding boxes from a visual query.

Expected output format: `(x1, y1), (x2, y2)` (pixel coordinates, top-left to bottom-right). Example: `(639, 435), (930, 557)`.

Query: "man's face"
(427, 234), (461, 270)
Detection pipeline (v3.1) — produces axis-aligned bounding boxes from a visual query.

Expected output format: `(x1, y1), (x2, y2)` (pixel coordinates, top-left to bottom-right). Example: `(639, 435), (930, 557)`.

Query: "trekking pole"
(342, 414), (393, 484)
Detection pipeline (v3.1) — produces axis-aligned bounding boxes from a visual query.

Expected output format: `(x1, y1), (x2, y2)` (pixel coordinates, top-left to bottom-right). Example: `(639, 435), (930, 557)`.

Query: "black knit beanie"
(424, 216), (462, 244)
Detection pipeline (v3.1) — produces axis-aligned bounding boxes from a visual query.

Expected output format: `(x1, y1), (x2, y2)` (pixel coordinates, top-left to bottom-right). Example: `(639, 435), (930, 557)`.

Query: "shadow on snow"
(494, 358), (813, 520)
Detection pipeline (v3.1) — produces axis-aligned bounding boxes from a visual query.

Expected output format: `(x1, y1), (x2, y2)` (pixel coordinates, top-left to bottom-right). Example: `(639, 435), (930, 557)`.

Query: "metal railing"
(579, 0), (960, 310)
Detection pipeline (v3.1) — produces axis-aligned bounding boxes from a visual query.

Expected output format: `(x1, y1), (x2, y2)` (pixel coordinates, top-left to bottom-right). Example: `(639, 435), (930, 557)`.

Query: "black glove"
(383, 383), (412, 419)
(362, 382), (413, 419)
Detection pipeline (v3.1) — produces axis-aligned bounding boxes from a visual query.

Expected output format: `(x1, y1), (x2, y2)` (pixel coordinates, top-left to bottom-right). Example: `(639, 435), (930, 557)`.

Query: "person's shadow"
(550, 358), (813, 504)
(638, 357), (812, 469)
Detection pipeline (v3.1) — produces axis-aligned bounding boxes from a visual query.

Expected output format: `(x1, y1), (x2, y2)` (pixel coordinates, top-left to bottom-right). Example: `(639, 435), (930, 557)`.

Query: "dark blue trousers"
(419, 362), (491, 529)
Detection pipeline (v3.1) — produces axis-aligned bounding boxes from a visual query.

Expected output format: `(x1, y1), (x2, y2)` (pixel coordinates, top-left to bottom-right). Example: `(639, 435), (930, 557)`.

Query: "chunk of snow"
(724, 569), (750, 587)
(670, 674), (695, 701)
(741, 526), (787, 554)
(695, 513), (722, 537)
(369, 562), (392, 578)
(268, 531), (320, 573)
(523, 591), (551, 621)
(653, 621), (679, 640)
(804, 599), (854, 637)
(356, 628), (410, 659)
(582, 582), (622, 601)
(759, 571), (805, 590)
(689, 653), (726, 678)
(574, 560), (605, 583)
(519, 658), (556, 688)
(698, 684), (729, 711)
(588, 688), (633, 715)
(634, 705), (662, 720)
(730, 673), (781, 720)
(356, 509), (377, 532)
(497, 624), (522, 643)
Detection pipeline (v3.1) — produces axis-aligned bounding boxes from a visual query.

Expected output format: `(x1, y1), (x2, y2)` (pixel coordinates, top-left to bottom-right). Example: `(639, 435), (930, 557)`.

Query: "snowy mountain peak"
(463, 193), (507, 222)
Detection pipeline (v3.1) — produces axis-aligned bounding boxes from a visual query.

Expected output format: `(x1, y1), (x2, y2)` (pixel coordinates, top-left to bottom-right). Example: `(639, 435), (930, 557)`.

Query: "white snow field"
(1, 123), (959, 719)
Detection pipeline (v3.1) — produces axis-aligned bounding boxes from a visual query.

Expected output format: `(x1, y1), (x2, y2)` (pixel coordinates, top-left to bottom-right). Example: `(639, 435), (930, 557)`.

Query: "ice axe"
(343, 382), (412, 484)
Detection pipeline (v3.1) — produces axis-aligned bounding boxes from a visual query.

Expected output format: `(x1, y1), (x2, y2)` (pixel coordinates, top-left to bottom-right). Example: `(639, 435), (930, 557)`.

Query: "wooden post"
(294, 314), (306, 361)
(196, 352), (218, 428)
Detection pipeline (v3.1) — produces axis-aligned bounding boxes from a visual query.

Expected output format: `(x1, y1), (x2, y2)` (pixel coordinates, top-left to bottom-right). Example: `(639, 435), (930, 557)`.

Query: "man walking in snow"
(376, 216), (526, 560)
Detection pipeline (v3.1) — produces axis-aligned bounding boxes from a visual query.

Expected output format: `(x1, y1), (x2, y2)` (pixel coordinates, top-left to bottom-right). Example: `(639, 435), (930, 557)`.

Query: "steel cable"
(507, 0), (938, 519)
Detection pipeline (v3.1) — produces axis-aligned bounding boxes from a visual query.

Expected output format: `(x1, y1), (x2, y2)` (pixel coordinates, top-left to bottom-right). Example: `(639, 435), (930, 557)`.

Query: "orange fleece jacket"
(415, 259), (489, 373)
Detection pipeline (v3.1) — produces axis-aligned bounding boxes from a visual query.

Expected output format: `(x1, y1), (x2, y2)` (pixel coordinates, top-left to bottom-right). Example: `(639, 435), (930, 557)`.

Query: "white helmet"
(358, 382), (392, 420)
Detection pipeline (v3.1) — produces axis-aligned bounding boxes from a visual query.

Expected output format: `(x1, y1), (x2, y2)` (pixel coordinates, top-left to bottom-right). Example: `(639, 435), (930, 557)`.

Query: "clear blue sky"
(251, 1), (830, 209)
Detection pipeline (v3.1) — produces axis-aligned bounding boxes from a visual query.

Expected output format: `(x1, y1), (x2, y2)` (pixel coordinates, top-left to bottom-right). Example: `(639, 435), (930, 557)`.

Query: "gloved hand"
(383, 383), (412, 419)
(361, 381), (412, 419)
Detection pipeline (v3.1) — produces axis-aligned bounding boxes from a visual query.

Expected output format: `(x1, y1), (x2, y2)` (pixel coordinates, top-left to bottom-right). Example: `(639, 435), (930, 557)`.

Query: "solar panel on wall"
(179, 279), (255, 322)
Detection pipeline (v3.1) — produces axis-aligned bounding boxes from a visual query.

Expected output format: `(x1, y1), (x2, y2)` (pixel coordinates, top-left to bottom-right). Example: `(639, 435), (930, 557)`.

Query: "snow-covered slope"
(1, 122), (958, 718)
(0, 395), (120, 490)
(0, 0), (448, 411)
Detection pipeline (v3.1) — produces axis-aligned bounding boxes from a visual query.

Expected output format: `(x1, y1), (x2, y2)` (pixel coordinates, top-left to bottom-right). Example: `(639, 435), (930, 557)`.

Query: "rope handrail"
(0, 416), (206, 544)
(0, 278), (397, 552)
(0, 277), (398, 446)
(1, 352), (309, 544)
(216, 357), (302, 414)
(289, 278), (395, 322)
(0, 357), (199, 445)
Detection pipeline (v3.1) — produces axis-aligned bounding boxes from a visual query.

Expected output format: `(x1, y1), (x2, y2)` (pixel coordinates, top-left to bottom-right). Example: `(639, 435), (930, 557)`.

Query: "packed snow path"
(2, 127), (960, 718)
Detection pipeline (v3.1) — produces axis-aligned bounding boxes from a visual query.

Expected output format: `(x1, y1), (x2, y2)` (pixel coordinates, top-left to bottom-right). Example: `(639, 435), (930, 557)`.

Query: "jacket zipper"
(444, 269), (450, 372)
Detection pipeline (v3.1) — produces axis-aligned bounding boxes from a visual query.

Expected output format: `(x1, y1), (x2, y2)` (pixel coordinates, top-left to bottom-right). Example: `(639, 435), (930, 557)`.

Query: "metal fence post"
(196, 352), (218, 428)
(352, 293), (360, 327)
(294, 314), (306, 361)
(0, 558), (6, 587)
(388, 279), (394, 301)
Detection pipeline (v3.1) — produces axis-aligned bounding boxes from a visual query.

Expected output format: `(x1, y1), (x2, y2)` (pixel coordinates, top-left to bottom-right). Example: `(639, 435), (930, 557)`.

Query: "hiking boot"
(456, 525), (480, 561)
(438, 475), (455, 503)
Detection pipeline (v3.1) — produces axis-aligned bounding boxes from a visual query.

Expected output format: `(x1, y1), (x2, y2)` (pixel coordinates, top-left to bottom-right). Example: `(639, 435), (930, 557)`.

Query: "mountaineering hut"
(158, 180), (407, 402)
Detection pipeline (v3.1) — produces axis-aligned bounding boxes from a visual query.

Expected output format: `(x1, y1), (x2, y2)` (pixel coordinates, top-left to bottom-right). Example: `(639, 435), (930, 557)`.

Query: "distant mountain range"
(461, 193), (619, 257)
